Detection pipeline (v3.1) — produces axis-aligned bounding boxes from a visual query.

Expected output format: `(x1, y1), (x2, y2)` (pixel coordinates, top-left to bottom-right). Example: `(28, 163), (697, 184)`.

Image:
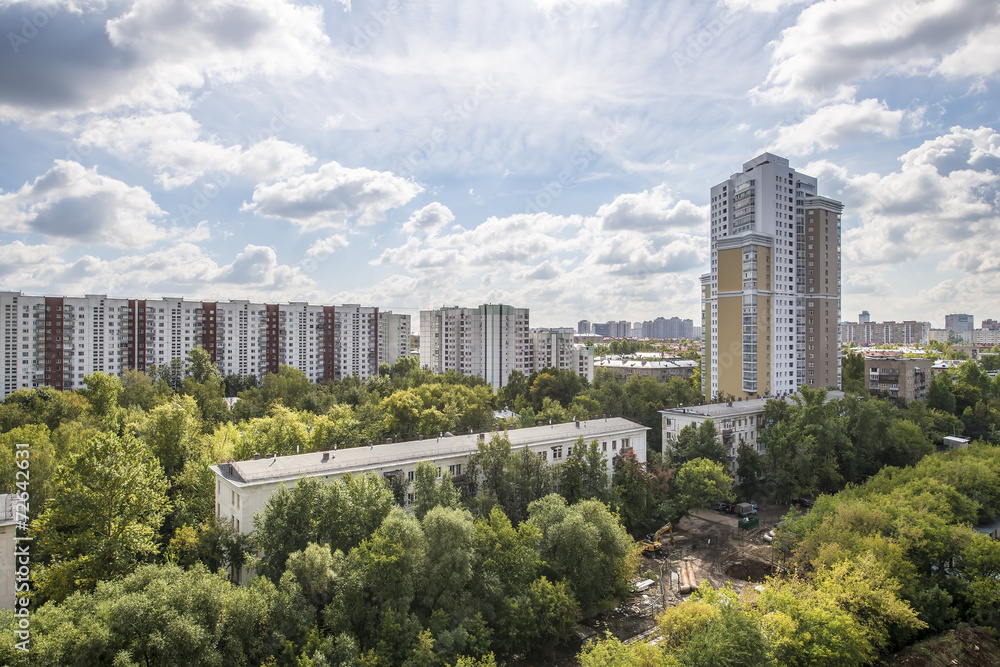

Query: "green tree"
(186, 346), (220, 384)
(119, 368), (172, 411)
(927, 372), (957, 414)
(671, 458), (733, 522)
(528, 495), (637, 614)
(470, 507), (542, 629)
(611, 448), (660, 534)
(259, 365), (317, 411)
(79, 371), (123, 421)
(325, 507), (426, 655)
(675, 420), (725, 464)
(734, 442), (763, 500)
(253, 474), (395, 581)
(382, 389), (424, 440)
(0, 563), (278, 667)
(33, 431), (171, 602)
(0, 425), (58, 520)
(139, 394), (202, 478)
(842, 350), (866, 394)
(0, 387), (86, 432)
(413, 460), (460, 519)
(420, 506), (475, 617)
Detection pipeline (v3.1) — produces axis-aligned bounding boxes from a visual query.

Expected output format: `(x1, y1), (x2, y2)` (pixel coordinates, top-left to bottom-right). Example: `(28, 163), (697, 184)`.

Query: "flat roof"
(661, 390), (845, 419)
(212, 417), (648, 488)
(596, 359), (697, 369)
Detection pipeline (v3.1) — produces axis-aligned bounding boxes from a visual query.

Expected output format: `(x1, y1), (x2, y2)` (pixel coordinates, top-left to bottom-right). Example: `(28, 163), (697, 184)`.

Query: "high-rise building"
(702, 153), (842, 401)
(945, 314), (974, 342)
(577, 320), (591, 334)
(528, 329), (594, 382)
(0, 292), (410, 399)
(859, 310), (870, 324)
(419, 304), (530, 388)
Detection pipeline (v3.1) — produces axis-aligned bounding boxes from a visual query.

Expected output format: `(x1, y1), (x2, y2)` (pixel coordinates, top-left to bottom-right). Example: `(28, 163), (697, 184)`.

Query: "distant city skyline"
(0, 1), (997, 329)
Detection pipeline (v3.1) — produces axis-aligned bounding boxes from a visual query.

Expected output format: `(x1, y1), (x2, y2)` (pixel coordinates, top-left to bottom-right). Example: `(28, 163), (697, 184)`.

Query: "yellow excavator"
(639, 522), (673, 556)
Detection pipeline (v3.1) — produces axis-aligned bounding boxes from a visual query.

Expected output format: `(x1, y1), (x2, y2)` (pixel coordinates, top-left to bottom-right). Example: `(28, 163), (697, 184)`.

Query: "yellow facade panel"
(718, 248), (742, 293)
(717, 296), (743, 398)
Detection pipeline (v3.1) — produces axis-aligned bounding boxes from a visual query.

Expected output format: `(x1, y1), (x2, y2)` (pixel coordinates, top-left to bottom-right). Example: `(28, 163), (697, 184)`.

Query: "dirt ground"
(519, 503), (793, 666)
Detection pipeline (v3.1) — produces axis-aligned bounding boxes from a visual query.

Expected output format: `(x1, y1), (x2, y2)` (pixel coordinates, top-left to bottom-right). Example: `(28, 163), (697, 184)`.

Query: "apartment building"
(840, 320), (931, 346)
(0, 292), (409, 399)
(419, 304), (531, 388)
(973, 328), (1000, 345)
(212, 417), (649, 540)
(595, 357), (697, 382)
(702, 153), (843, 401)
(945, 314), (974, 342)
(660, 390), (845, 471)
(529, 329), (594, 382)
(864, 357), (930, 402)
(379, 311), (412, 368)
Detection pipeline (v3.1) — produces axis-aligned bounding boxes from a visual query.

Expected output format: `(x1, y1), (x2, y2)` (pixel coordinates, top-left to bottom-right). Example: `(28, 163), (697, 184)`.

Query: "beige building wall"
(717, 248), (742, 293)
(805, 200), (842, 389)
(717, 296), (743, 398)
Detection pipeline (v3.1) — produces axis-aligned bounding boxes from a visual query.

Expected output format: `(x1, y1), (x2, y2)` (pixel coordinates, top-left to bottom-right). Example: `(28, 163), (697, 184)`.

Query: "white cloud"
(306, 234), (349, 257)
(597, 185), (707, 232)
(243, 161), (422, 230)
(0, 160), (167, 248)
(723, 0), (807, 12)
(75, 112), (315, 189)
(0, 0), (329, 125)
(755, 0), (1000, 104)
(402, 202), (455, 235)
(808, 126), (1000, 267)
(759, 98), (904, 156)
(0, 241), (66, 279)
(105, 0), (329, 103)
(368, 184), (710, 323)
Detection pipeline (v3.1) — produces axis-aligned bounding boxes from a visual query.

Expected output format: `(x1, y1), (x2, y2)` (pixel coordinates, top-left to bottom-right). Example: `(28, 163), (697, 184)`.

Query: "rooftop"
(212, 417), (648, 488)
(596, 357), (697, 369)
(661, 390), (846, 419)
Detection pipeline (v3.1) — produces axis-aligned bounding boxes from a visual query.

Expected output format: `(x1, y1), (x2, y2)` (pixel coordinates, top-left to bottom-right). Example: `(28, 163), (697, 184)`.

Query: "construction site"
(576, 502), (792, 654)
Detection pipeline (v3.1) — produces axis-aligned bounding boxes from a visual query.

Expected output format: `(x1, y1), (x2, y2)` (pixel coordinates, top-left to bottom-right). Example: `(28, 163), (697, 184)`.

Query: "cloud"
(755, 0), (1000, 104)
(0, 160), (167, 248)
(808, 126), (1000, 267)
(0, 241), (65, 279)
(368, 184), (710, 323)
(597, 185), (707, 232)
(0, 0), (328, 119)
(402, 202), (455, 235)
(723, 0), (807, 12)
(306, 234), (349, 257)
(243, 160), (422, 230)
(75, 111), (315, 189)
(759, 98), (905, 156)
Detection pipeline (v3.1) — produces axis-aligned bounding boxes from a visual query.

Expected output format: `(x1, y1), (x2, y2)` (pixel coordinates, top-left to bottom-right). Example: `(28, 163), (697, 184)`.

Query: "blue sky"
(0, 0), (998, 330)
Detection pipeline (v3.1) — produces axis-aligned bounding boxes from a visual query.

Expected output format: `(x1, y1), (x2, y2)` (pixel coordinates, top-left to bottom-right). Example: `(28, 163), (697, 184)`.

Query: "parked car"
(716, 501), (734, 513)
(791, 497), (812, 508)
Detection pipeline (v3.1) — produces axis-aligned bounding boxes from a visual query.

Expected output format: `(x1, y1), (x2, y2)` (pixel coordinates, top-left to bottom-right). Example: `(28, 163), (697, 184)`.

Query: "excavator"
(639, 522), (673, 557)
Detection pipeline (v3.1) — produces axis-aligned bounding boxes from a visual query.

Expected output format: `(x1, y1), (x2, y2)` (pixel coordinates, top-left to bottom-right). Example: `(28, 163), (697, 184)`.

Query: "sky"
(0, 0), (998, 331)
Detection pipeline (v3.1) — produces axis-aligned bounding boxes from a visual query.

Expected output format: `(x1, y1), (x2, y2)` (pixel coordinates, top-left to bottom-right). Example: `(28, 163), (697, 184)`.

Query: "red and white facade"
(0, 292), (410, 399)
